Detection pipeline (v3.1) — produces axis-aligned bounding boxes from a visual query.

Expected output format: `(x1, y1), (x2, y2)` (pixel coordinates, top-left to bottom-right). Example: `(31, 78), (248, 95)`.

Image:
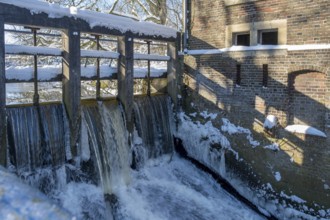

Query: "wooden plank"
(62, 28), (81, 159)
(117, 35), (134, 133)
(167, 39), (179, 110)
(0, 17), (6, 166)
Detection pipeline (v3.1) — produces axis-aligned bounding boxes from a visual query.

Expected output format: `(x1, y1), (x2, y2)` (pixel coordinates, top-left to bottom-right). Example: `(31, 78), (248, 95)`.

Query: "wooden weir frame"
(0, 2), (180, 165)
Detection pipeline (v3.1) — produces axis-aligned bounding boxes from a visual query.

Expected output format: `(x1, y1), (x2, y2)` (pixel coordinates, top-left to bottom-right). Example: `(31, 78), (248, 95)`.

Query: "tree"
(110, 0), (182, 30)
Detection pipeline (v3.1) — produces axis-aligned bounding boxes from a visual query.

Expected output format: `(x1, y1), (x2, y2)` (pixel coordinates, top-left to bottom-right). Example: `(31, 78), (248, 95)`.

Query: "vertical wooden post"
(94, 34), (101, 100)
(32, 28), (39, 105)
(167, 37), (179, 110)
(145, 40), (152, 96)
(0, 17), (6, 166)
(62, 28), (81, 159)
(117, 35), (134, 133)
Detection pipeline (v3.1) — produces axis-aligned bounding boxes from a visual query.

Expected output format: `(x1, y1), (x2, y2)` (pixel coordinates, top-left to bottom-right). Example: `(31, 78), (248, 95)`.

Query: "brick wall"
(183, 0), (330, 213)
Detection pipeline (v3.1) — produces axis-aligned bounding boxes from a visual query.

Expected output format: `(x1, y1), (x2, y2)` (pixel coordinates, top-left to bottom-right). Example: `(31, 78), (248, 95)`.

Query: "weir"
(0, 2), (182, 217)
(0, 0), (181, 165)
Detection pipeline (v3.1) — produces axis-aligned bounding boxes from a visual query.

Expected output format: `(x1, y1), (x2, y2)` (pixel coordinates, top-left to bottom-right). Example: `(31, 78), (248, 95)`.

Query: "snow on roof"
(0, 0), (177, 39)
(285, 125), (327, 138)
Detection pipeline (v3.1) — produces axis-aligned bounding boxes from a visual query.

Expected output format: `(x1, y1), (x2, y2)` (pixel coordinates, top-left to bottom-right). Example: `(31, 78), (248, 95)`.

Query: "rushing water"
(2, 96), (264, 220)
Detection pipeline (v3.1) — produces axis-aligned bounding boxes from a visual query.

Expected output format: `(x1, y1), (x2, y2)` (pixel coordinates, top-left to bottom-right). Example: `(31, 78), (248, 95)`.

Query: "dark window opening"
(233, 33), (250, 46)
(259, 29), (278, 45)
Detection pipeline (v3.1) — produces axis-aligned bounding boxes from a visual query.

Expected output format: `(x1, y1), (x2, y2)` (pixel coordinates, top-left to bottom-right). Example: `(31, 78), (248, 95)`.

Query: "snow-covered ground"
(0, 155), (265, 220)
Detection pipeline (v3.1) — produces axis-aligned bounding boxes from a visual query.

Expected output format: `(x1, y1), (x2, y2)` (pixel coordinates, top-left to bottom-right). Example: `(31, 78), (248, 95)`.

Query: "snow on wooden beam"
(0, 0), (177, 41)
(134, 53), (170, 61)
(81, 49), (119, 59)
(5, 44), (62, 56)
(5, 65), (168, 83)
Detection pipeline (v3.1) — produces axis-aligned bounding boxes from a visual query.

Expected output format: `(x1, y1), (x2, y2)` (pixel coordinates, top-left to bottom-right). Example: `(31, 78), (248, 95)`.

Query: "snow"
(5, 44), (62, 56)
(186, 44), (330, 55)
(263, 115), (278, 129)
(81, 50), (119, 59)
(134, 53), (171, 61)
(285, 125), (327, 138)
(0, 0), (177, 39)
(177, 113), (330, 220)
(5, 65), (167, 80)
(0, 166), (73, 220)
(199, 110), (217, 120)
(221, 118), (260, 148)
(274, 172), (281, 182)
(6, 65), (62, 81)
(263, 143), (280, 151)
(280, 192), (306, 204)
(134, 67), (167, 78)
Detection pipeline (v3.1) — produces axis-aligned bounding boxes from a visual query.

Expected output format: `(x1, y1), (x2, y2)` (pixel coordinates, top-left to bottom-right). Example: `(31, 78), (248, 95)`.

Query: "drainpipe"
(183, 0), (188, 53)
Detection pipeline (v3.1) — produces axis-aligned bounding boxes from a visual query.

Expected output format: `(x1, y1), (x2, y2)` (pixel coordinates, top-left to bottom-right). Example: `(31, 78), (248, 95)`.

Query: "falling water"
(82, 100), (131, 194)
(133, 95), (174, 163)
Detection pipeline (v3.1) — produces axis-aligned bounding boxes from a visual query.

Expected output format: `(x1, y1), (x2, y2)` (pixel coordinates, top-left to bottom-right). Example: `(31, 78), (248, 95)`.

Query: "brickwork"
(184, 0), (330, 212)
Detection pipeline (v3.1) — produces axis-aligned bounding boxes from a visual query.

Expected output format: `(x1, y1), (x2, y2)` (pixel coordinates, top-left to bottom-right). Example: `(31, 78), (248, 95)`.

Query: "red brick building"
(183, 0), (330, 216)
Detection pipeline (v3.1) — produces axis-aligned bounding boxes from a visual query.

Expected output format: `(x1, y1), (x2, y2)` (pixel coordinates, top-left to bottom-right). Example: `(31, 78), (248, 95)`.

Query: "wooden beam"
(167, 37), (179, 111)
(117, 35), (134, 133)
(62, 28), (81, 159)
(0, 3), (176, 42)
(0, 17), (6, 166)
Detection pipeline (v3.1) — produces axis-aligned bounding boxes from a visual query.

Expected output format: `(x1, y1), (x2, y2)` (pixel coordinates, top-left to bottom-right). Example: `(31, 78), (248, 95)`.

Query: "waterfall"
(82, 101), (131, 194)
(133, 95), (174, 164)
(7, 104), (67, 194)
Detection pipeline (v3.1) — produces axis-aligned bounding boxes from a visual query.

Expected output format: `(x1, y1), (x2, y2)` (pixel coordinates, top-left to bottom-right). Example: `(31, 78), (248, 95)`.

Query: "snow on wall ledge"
(285, 125), (327, 138)
(0, 0), (177, 39)
(186, 44), (330, 55)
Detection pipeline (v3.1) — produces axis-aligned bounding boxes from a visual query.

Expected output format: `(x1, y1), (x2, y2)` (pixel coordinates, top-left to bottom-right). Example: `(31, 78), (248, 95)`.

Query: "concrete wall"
(184, 0), (330, 212)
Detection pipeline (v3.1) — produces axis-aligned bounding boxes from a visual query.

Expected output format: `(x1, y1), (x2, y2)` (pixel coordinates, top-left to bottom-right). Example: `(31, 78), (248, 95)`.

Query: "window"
(233, 32), (250, 46)
(258, 29), (278, 45)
